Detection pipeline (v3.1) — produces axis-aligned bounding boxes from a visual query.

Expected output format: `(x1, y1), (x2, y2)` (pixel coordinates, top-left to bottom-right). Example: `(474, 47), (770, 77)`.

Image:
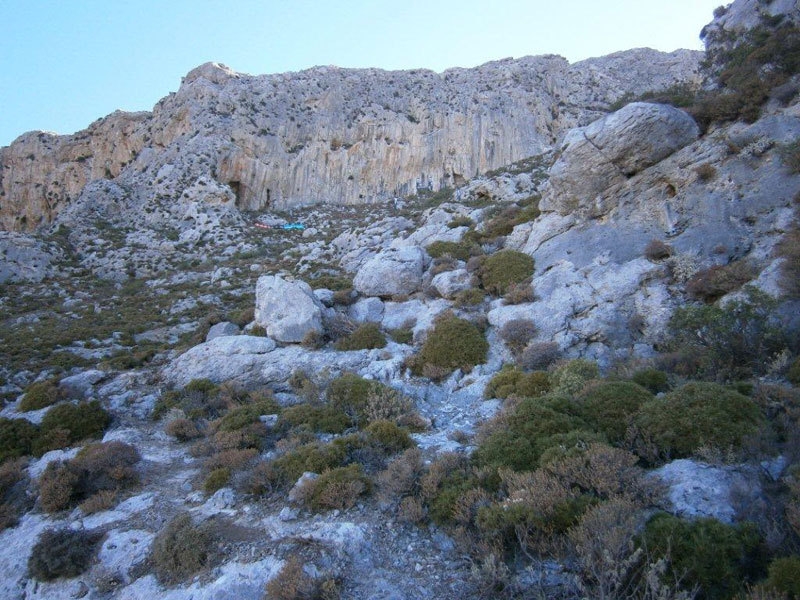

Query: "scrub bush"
(767, 556), (800, 598)
(575, 381), (653, 443)
(334, 322), (386, 351)
(27, 528), (102, 581)
(686, 260), (756, 303)
(476, 250), (535, 296)
(550, 359), (600, 397)
(38, 441), (140, 512)
(278, 404), (351, 434)
(633, 381), (763, 461)
(19, 380), (60, 412)
(473, 399), (588, 472)
(151, 513), (213, 585)
(484, 366), (550, 399)
(302, 464), (371, 511)
(425, 240), (478, 261)
(34, 401), (111, 455)
(631, 368), (670, 394)
(365, 420), (413, 454)
(665, 290), (787, 381)
(412, 313), (488, 378)
(0, 417), (39, 462)
(641, 513), (766, 600)
(499, 319), (537, 354)
(519, 341), (561, 371)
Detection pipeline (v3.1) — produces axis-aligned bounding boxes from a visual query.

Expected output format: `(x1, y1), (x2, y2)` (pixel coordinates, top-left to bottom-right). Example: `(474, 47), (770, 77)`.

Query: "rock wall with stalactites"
(0, 49), (702, 231)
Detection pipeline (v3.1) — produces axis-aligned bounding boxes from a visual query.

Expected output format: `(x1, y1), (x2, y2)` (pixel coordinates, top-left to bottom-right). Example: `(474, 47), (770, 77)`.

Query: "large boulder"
(349, 297), (385, 323)
(163, 339), (410, 389)
(540, 102), (699, 217)
(254, 275), (325, 343)
(353, 246), (425, 297)
(652, 459), (762, 524)
(162, 335), (277, 387)
(431, 269), (473, 299)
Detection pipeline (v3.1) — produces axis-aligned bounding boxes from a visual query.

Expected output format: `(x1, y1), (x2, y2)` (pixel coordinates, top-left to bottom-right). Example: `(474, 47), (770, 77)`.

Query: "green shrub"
(388, 327), (413, 344)
(665, 289), (787, 380)
(550, 359), (600, 397)
(278, 404), (351, 434)
(421, 454), (482, 525)
(305, 464), (371, 511)
(537, 430), (608, 466)
(28, 528), (102, 581)
(425, 240), (477, 261)
(19, 380), (60, 412)
(0, 458), (30, 531)
(633, 382), (763, 461)
(485, 366), (550, 399)
(789, 357), (800, 385)
(306, 274), (353, 291)
(151, 513), (212, 585)
(0, 417), (39, 462)
(326, 373), (380, 423)
(271, 442), (348, 487)
(454, 287), (485, 307)
(477, 250), (535, 296)
(412, 313), (488, 378)
(203, 468), (230, 494)
(776, 226), (800, 298)
(153, 378), (228, 421)
(365, 420), (413, 454)
(479, 199), (541, 239)
(334, 322), (386, 351)
(631, 368), (670, 394)
(34, 401), (111, 455)
(767, 555), (800, 598)
(185, 378), (218, 394)
(641, 513), (766, 600)
(473, 399), (588, 472)
(216, 398), (281, 432)
(576, 381), (653, 443)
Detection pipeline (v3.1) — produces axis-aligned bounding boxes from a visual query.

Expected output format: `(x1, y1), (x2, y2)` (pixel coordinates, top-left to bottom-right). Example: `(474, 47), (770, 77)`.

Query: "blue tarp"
(281, 223), (305, 230)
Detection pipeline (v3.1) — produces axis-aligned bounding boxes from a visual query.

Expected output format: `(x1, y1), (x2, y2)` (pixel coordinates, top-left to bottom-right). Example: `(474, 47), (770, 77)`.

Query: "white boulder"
(353, 247), (425, 297)
(254, 275), (325, 342)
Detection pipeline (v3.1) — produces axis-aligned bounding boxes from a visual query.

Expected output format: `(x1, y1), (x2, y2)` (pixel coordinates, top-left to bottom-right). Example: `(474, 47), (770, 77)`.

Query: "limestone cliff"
(0, 49), (701, 231)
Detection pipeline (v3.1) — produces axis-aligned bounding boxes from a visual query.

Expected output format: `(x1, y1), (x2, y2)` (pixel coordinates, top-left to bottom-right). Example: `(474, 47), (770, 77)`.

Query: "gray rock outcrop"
(353, 246), (425, 297)
(254, 275), (324, 342)
(652, 459), (762, 524)
(206, 321), (241, 341)
(430, 269), (472, 299)
(540, 102), (699, 217)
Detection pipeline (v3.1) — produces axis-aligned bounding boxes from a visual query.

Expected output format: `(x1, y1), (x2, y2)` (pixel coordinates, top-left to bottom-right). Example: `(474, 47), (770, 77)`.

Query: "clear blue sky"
(0, 0), (724, 147)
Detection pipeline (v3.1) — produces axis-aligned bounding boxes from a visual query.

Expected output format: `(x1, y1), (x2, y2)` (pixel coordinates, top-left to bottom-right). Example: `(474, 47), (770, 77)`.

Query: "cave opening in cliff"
(228, 181), (242, 206)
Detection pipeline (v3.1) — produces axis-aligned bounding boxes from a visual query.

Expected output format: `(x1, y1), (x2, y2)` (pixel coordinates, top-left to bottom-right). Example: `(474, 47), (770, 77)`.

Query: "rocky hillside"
(1, 1), (800, 599)
(0, 49), (700, 231)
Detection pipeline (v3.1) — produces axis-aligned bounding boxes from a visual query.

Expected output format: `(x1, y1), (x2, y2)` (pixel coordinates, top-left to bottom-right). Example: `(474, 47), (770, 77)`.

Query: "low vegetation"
(410, 313), (488, 379)
(475, 250), (535, 296)
(151, 513), (214, 585)
(28, 528), (103, 581)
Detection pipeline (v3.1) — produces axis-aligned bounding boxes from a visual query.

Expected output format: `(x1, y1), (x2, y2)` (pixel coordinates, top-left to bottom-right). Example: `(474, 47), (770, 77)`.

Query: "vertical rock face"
(1, 50), (702, 231)
(540, 102), (700, 217)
